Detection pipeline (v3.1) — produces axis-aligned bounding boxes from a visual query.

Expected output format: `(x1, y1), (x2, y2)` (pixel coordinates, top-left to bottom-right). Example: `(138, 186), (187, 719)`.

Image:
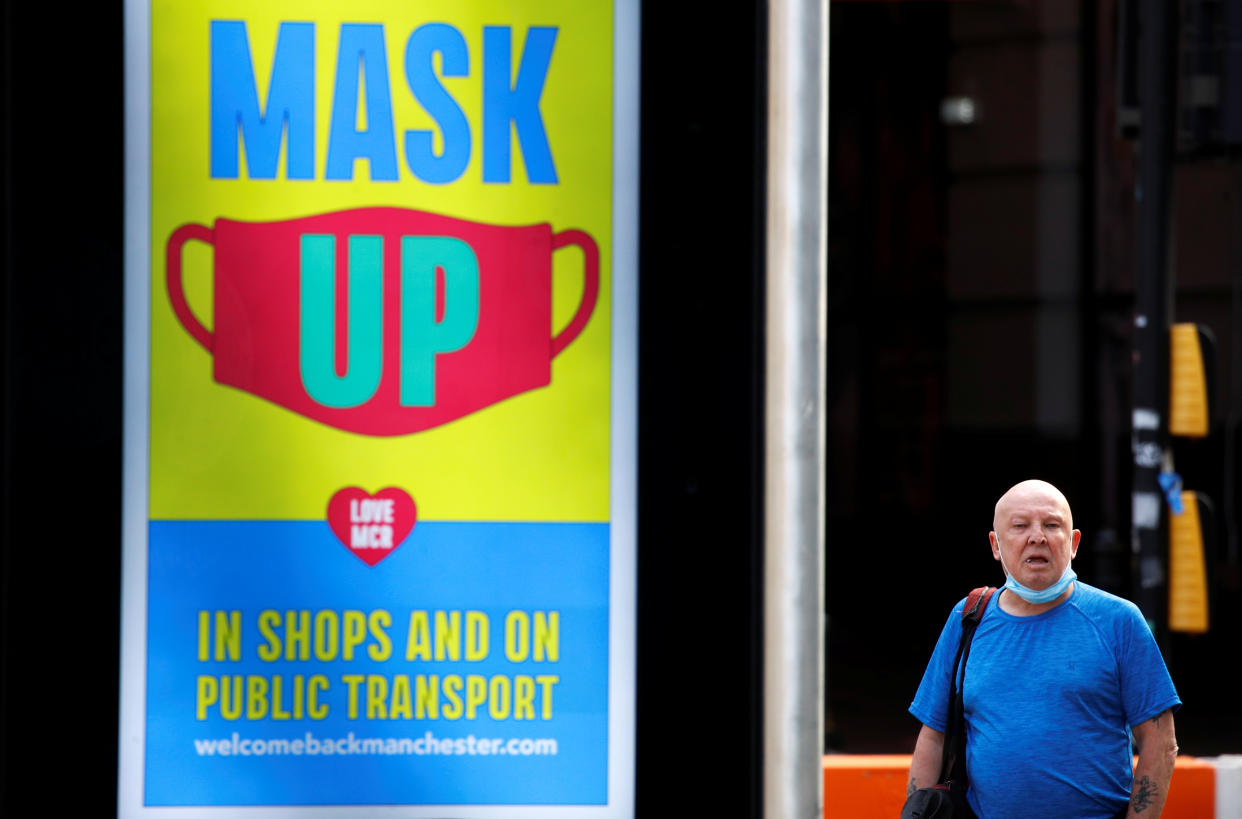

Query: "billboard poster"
(119, 1), (637, 815)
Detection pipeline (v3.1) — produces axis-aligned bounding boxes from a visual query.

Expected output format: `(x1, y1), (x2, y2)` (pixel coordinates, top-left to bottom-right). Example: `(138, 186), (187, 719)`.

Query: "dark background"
(2, 0), (127, 814)
(4, 1), (1242, 817)
(824, 0), (1242, 762)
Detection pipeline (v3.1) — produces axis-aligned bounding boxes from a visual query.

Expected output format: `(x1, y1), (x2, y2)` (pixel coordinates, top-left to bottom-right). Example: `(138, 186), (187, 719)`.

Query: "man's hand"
(907, 724), (945, 797)
(1128, 708), (1178, 816)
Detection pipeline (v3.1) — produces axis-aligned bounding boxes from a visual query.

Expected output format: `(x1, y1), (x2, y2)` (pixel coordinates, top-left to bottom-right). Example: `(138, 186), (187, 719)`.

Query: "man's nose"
(1028, 528), (1046, 543)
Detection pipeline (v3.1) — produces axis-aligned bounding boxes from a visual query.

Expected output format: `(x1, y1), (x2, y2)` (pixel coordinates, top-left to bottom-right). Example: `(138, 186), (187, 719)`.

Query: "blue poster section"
(145, 520), (609, 806)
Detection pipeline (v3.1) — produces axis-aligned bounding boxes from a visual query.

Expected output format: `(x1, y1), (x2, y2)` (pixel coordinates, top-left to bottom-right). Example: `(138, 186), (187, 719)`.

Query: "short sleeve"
(1116, 601), (1182, 727)
(909, 602), (965, 732)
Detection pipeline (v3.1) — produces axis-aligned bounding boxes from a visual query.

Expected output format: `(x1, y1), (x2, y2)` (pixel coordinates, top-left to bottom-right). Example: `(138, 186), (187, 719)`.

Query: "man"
(907, 480), (1180, 818)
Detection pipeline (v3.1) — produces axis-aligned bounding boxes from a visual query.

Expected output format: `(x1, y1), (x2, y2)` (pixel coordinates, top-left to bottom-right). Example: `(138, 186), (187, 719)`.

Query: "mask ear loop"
(992, 531), (1012, 578)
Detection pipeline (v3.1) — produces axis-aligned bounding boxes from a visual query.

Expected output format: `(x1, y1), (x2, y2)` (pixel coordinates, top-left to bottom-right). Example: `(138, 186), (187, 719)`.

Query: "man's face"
(990, 481), (1081, 591)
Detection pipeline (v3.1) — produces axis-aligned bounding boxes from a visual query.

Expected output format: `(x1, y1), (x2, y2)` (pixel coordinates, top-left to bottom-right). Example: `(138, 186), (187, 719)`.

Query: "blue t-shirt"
(909, 582), (1181, 819)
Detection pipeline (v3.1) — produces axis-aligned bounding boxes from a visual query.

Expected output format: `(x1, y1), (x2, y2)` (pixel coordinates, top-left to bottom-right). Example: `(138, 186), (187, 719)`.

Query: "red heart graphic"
(326, 487), (417, 566)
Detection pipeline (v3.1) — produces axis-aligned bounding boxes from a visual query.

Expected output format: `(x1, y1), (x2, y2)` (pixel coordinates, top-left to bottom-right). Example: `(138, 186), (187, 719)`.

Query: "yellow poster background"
(149, 0), (613, 523)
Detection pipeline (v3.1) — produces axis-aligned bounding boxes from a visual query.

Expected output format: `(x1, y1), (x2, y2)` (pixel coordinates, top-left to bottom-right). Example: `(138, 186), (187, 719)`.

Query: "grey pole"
(764, 0), (828, 817)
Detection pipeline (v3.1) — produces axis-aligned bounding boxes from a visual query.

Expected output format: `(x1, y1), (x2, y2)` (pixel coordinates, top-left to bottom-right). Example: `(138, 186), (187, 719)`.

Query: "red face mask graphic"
(166, 207), (598, 436)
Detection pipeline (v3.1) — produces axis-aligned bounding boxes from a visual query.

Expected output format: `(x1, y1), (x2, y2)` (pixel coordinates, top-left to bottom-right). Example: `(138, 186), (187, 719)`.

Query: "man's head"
(989, 479), (1081, 591)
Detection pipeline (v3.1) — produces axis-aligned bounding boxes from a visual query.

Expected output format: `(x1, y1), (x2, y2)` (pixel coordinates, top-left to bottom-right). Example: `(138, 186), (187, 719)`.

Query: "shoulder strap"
(962, 585), (996, 624)
(939, 586), (996, 785)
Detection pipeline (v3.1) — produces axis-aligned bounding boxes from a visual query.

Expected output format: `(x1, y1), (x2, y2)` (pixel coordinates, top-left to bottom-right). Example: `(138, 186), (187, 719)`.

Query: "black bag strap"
(939, 586), (996, 786)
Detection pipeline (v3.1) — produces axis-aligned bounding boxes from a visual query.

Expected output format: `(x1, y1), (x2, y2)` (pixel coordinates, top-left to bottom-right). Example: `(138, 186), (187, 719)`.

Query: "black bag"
(899, 586), (995, 819)
(899, 781), (960, 818)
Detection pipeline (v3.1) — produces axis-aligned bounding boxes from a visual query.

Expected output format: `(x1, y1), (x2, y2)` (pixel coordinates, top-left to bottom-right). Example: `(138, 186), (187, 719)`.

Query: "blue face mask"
(994, 533), (1077, 604)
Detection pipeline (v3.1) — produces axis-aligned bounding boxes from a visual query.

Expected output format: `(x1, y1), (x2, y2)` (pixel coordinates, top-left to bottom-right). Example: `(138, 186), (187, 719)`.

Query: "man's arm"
(906, 724), (945, 797)
(1127, 708), (1178, 816)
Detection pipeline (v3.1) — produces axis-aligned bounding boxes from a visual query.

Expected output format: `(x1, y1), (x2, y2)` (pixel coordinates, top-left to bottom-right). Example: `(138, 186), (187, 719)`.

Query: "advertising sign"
(120, 1), (637, 815)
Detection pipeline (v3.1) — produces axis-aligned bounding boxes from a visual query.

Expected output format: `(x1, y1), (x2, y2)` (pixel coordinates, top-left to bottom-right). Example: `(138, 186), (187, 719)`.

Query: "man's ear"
(1071, 528), (1082, 558)
(990, 531), (1001, 561)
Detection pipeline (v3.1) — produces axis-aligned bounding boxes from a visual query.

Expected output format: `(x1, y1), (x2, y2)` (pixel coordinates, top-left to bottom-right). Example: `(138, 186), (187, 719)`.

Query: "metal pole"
(1131, 0), (1178, 639)
(764, 0), (827, 816)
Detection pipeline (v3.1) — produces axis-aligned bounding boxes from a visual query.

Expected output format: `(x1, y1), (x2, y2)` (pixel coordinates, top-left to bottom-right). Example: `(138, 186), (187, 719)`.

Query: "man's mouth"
(1024, 556), (1049, 566)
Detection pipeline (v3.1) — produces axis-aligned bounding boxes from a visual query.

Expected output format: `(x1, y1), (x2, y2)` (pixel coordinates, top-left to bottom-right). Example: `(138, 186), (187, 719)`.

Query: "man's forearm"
(907, 725), (945, 796)
(1127, 758), (1174, 816)
(1127, 709), (1178, 817)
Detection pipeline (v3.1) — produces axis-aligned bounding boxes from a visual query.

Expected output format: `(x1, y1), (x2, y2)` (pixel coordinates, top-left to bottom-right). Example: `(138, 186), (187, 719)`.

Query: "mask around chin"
(994, 534), (1076, 604)
(1003, 565), (1077, 604)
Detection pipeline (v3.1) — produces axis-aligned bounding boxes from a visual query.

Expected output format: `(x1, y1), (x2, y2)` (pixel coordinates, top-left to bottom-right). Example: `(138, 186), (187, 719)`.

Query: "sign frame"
(118, 1), (638, 814)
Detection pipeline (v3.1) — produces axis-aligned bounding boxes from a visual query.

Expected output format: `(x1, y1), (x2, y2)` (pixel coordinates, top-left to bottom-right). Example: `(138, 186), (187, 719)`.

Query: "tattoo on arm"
(1131, 775), (1157, 813)
(907, 777), (917, 797)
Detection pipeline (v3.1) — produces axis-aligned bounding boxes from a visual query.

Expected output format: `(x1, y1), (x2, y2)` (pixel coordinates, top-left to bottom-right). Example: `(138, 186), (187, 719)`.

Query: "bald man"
(906, 480), (1180, 819)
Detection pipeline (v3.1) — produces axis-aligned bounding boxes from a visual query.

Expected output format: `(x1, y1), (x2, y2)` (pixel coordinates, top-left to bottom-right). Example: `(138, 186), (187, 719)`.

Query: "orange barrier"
(823, 755), (1216, 818)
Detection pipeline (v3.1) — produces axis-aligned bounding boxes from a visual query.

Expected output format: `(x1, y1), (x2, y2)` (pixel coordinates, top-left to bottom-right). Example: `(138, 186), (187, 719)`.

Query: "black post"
(1131, 0), (1179, 640)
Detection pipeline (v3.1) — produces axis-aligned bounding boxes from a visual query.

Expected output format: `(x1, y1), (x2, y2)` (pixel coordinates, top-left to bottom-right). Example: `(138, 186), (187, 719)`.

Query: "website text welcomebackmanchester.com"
(193, 731), (558, 757)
